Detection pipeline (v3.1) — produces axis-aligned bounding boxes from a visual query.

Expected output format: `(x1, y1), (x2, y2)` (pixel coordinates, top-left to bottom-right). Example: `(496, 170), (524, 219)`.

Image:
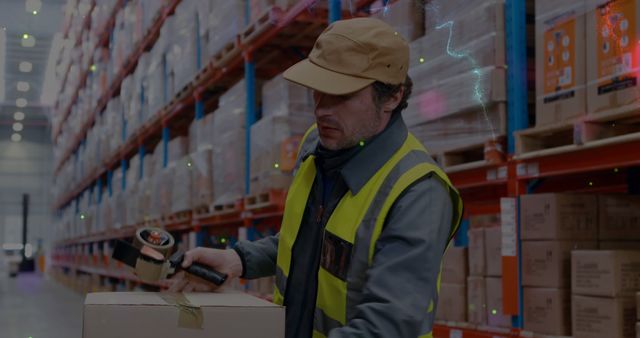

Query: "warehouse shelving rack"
(50, 1), (640, 337)
(49, 0), (376, 289)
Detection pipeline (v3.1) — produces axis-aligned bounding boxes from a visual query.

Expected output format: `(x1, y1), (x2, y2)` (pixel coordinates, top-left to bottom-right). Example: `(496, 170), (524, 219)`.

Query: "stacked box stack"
(205, 0), (245, 59)
(535, 0), (588, 126)
(213, 80), (248, 205)
(572, 250), (640, 338)
(586, 0), (640, 116)
(250, 75), (314, 194)
(521, 193), (599, 336)
(371, 0), (425, 42)
(436, 247), (468, 322)
(405, 0), (506, 159)
(598, 194), (640, 249)
(466, 213), (509, 327)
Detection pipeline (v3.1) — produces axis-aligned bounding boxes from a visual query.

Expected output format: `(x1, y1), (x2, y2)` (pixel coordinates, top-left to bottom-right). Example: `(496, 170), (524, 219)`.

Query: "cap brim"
(283, 59), (375, 95)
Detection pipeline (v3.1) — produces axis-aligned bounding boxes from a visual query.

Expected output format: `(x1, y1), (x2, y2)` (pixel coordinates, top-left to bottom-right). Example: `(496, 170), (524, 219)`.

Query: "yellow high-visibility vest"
(274, 125), (463, 338)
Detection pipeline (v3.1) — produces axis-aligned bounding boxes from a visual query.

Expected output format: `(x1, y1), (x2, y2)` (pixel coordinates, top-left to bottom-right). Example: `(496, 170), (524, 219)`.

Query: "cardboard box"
(436, 283), (467, 322)
(587, 0), (640, 115)
(485, 277), (511, 328)
(468, 228), (486, 276)
(535, 0), (587, 126)
(599, 195), (640, 240)
(522, 240), (598, 288)
(372, 0), (424, 41)
(520, 194), (598, 240)
(572, 250), (640, 297)
(523, 287), (572, 336)
(83, 292), (285, 338)
(467, 276), (487, 325)
(441, 247), (468, 284)
(469, 214), (501, 229)
(484, 226), (502, 277)
(572, 295), (637, 338)
(599, 241), (640, 250)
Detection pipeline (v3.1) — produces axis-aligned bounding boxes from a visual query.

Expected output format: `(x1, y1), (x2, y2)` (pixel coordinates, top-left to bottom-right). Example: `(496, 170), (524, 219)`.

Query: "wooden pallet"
(164, 210), (191, 225)
(193, 64), (212, 85)
(516, 108), (640, 158)
(192, 204), (212, 217)
(240, 6), (279, 45)
(244, 189), (287, 210)
(434, 137), (506, 173)
(210, 199), (243, 216)
(211, 41), (240, 69)
(140, 218), (163, 229)
(174, 82), (193, 104)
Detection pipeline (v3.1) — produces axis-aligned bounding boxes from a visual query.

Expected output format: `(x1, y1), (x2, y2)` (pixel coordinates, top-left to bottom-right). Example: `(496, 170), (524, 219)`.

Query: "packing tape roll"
(133, 227), (175, 258)
(158, 292), (203, 330)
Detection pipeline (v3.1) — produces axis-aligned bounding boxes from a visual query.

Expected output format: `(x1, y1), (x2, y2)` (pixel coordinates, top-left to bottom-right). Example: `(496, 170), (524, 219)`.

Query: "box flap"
(85, 291), (281, 308)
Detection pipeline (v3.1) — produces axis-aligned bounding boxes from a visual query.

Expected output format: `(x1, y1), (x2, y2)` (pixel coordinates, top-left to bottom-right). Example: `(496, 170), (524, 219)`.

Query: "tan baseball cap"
(283, 17), (409, 95)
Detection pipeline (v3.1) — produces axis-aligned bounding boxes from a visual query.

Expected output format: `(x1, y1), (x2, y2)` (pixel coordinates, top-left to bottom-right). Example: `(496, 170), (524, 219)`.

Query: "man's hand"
(167, 247), (243, 292)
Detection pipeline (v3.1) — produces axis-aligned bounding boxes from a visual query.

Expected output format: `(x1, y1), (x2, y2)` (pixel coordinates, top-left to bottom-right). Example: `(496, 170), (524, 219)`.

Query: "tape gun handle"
(185, 262), (228, 286)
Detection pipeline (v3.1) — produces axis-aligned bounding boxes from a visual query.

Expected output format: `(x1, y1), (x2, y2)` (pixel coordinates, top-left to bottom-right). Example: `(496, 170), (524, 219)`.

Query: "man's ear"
(382, 87), (404, 113)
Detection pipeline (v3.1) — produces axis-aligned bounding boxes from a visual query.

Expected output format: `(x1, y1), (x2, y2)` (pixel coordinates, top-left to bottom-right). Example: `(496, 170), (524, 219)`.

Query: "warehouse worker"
(170, 17), (463, 338)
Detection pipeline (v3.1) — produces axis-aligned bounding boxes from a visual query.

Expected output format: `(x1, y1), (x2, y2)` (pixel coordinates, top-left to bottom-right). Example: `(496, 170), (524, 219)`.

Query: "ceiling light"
(14, 112), (25, 120)
(16, 98), (27, 108)
(19, 61), (32, 72)
(17, 82), (30, 92)
(13, 122), (24, 132)
(11, 133), (22, 142)
(21, 35), (36, 47)
(33, 10), (38, 15)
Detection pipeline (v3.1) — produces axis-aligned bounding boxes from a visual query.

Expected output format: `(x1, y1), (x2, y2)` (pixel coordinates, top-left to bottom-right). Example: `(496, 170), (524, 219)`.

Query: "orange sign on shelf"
(544, 13), (577, 94)
(595, 0), (638, 93)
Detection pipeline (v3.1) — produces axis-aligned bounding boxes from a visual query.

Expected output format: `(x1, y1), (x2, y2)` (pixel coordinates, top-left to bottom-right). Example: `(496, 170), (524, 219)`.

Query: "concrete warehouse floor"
(0, 267), (83, 338)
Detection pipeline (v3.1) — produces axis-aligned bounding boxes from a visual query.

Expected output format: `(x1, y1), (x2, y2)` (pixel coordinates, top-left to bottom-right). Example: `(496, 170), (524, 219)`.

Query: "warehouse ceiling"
(0, 0), (66, 133)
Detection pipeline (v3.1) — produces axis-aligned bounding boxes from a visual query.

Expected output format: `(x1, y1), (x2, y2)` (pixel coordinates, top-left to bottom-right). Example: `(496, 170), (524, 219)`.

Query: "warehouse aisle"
(0, 270), (83, 338)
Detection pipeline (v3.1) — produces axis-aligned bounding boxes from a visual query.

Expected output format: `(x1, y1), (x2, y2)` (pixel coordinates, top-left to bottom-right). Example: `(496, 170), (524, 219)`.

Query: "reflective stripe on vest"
(275, 126), (463, 337)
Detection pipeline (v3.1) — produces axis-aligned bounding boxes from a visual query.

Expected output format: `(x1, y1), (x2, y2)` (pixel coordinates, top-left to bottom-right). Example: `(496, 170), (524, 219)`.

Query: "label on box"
(544, 11), (577, 95)
(516, 163), (527, 177)
(449, 329), (462, 338)
(497, 166), (508, 179)
(487, 169), (498, 181)
(595, 0), (638, 95)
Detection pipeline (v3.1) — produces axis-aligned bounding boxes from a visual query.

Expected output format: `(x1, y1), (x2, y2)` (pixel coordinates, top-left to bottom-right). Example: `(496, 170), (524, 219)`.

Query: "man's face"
(313, 86), (390, 151)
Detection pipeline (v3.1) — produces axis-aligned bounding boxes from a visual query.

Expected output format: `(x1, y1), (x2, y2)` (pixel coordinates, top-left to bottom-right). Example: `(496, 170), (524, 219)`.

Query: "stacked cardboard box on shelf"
(598, 194), (640, 247)
(520, 193), (598, 336)
(572, 250), (640, 338)
(405, 0), (506, 159)
(371, 0), (424, 42)
(586, 0), (640, 116)
(250, 75), (314, 195)
(535, 0), (587, 126)
(213, 80), (248, 205)
(436, 247), (468, 322)
(466, 213), (509, 327)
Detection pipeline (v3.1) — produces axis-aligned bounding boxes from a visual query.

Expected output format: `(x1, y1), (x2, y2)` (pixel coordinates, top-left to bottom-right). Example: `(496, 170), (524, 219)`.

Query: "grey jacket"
(234, 115), (455, 337)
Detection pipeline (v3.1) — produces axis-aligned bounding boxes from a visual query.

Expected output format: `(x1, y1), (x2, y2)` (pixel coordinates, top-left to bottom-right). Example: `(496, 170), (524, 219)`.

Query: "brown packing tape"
(159, 292), (204, 330)
(135, 258), (169, 283)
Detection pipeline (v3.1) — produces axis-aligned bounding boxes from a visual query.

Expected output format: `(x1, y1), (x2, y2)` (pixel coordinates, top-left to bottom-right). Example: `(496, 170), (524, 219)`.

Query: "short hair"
(371, 76), (413, 115)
